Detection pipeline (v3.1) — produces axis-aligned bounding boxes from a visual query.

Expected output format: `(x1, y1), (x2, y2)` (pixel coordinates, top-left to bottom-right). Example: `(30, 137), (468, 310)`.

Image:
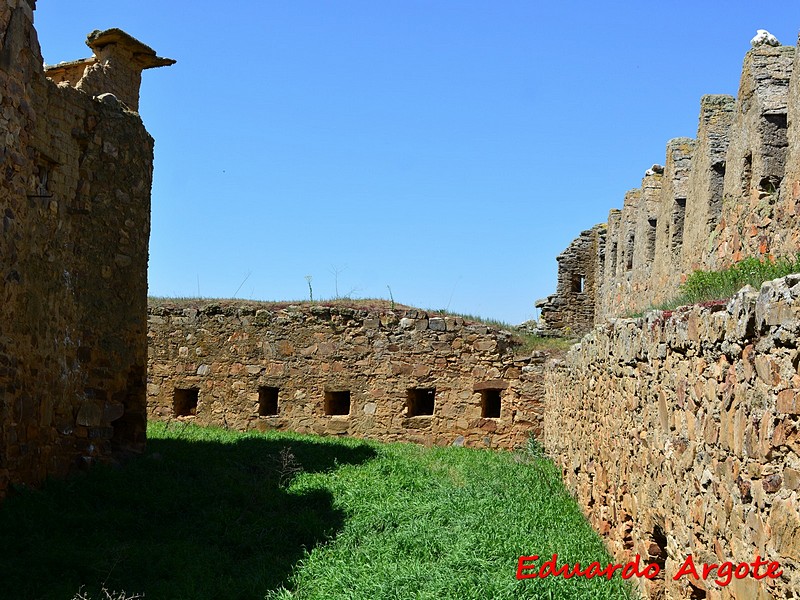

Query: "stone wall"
(536, 224), (605, 337)
(545, 275), (800, 599)
(0, 2), (171, 497)
(541, 34), (800, 332)
(147, 300), (545, 449)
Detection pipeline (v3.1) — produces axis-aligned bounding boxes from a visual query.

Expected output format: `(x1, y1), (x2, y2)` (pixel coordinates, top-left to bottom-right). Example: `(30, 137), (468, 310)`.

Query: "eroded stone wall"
(545, 275), (800, 599)
(0, 2), (170, 497)
(535, 224), (605, 336)
(542, 35), (800, 331)
(147, 301), (544, 449)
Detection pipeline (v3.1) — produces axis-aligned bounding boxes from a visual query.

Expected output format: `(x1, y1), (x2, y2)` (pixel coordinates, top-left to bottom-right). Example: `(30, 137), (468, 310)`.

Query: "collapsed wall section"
(147, 301), (545, 449)
(545, 276), (800, 599)
(535, 224), (605, 336)
(0, 2), (170, 497)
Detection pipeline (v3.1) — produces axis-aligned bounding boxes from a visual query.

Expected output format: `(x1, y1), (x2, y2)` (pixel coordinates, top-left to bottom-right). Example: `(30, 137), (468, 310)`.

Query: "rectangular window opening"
(742, 153), (753, 196)
(324, 390), (350, 416)
(407, 388), (435, 417)
(625, 233), (635, 271)
(571, 274), (585, 293)
(173, 387), (199, 417)
(671, 198), (686, 254)
(647, 218), (657, 263)
(258, 386), (279, 416)
(709, 161), (726, 231)
(609, 242), (618, 276)
(481, 389), (502, 418)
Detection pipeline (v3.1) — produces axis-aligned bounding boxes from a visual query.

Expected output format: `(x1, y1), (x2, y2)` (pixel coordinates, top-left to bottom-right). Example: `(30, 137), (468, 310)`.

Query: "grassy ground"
(0, 424), (633, 599)
(633, 255), (800, 316)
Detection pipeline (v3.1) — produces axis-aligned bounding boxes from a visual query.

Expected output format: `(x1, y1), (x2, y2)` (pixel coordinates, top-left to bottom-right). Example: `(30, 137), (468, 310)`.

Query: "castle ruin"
(5, 4), (800, 598)
(541, 33), (800, 599)
(538, 37), (799, 335)
(147, 300), (545, 449)
(0, 0), (171, 498)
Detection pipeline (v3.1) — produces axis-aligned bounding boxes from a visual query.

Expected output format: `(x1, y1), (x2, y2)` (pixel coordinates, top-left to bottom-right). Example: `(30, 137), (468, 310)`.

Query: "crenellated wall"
(545, 276), (800, 599)
(0, 2), (171, 497)
(147, 300), (546, 449)
(539, 35), (800, 333)
(539, 31), (800, 599)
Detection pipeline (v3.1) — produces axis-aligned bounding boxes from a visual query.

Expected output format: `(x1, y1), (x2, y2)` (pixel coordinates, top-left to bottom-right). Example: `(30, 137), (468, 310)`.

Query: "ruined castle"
(4, 3), (800, 598)
(0, 0), (171, 497)
(538, 32), (800, 599)
(537, 35), (800, 336)
(147, 300), (546, 449)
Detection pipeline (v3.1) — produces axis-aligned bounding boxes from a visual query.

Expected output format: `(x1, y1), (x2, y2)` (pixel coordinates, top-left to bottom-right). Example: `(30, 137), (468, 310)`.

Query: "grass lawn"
(0, 423), (633, 600)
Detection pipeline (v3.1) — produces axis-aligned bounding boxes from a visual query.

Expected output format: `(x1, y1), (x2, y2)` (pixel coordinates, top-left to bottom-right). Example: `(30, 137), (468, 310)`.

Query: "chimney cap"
(86, 28), (176, 69)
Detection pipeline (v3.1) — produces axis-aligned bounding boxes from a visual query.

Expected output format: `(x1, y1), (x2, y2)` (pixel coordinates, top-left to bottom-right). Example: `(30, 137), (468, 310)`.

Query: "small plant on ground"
(305, 275), (314, 301)
(72, 587), (144, 600)
(273, 446), (303, 488)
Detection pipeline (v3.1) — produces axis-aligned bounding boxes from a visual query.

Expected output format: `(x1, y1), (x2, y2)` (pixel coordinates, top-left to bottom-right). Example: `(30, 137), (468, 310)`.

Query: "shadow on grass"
(0, 429), (377, 600)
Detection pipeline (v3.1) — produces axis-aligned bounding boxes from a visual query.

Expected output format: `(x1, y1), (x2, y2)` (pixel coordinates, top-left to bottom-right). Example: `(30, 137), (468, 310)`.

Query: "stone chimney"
(45, 28), (175, 111)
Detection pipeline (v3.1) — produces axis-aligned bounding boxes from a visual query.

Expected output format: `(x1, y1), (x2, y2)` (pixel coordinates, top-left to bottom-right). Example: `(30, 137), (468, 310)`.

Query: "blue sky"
(35, 2), (800, 324)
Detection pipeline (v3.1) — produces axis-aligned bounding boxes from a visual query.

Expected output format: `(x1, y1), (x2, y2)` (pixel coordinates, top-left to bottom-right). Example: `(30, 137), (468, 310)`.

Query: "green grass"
(0, 424), (631, 600)
(630, 255), (800, 317)
(514, 333), (577, 354)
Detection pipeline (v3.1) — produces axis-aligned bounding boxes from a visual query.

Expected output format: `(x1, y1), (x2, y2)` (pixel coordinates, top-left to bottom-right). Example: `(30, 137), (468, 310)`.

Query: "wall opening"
(324, 390), (351, 415)
(758, 175), (781, 195)
(708, 161), (725, 231)
(173, 387), (199, 417)
(671, 198), (686, 254)
(763, 113), (789, 187)
(480, 389), (501, 418)
(742, 153), (752, 196)
(28, 154), (56, 199)
(407, 388), (435, 416)
(764, 112), (788, 130)
(610, 242), (618, 276)
(648, 524), (668, 575)
(646, 218), (657, 263)
(258, 386), (279, 416)
(688, 582), (707, 599)
(571, 274), (585, 293)
(625, 232), (635, 271)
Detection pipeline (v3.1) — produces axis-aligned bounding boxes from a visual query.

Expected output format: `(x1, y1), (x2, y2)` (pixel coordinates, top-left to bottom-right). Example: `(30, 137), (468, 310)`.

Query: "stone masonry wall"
(541, 34), (800, 332)
(545, 275), (800, 599)
(147, 300), (545, 449)
(535, 223), (605, 336)
(0, 2), (171, 497)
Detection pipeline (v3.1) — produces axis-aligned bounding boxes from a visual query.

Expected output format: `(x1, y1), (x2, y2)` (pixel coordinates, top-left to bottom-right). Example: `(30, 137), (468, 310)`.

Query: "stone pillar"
(614, 188), (642, 316)
(0, 6), (172, 497)
(681, 95), (735, 273)
(713, 42), (795, 265)
(596, 208), (621, 322)
(776, 33), (800, 255)
(650, 139), (696, 307)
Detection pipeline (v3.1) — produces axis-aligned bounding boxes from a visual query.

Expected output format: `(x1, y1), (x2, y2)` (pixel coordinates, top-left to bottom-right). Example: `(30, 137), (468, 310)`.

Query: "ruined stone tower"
(0, 0), (172, 497)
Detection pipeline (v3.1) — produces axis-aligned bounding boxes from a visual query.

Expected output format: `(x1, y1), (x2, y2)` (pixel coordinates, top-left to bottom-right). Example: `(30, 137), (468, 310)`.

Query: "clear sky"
(34, 2), (800, 325)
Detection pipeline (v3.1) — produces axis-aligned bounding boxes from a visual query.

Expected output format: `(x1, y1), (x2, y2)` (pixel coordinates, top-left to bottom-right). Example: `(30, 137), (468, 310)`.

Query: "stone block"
(777, 389), (800, 414)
